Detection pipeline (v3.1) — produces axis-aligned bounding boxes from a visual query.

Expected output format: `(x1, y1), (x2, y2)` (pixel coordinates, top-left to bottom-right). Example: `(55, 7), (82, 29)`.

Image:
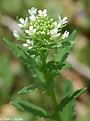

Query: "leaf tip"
(84, 87), (87, 91)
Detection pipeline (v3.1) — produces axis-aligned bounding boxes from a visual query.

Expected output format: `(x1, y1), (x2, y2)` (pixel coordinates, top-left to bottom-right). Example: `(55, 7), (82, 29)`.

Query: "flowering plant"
(4, 7), (87, 121)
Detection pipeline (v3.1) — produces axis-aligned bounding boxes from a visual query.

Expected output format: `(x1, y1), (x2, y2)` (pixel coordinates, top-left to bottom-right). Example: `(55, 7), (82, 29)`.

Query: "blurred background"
(0, 0), (90, 121)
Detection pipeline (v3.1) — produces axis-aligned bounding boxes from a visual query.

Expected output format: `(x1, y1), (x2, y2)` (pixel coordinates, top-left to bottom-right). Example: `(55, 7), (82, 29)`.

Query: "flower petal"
(19, 18), (24, 24)
(29, 15), (36, 21)
(26, 39), (31, 43)
(23, 43), (29, 47)
(13, 30), (19, 38)
(28, 7), (37, 15)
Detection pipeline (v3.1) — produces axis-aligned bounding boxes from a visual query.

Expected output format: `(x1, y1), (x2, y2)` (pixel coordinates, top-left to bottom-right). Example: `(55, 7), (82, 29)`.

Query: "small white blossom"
(29, 15), (36, 21)
(26, 39), (34, 45)
(19, 18), (24, 23)
(50, 28), (61, 38)
(50, 28), (58, 35)
(62, 17), (68, 24)
(13, 30), (19, 38)
(23, 39), (34, 49)
(25, 26), (36, 35)
(23, 43), (29, 47)
(28, 7), (37, 15)
(38, 9), (47, 17)
(58, 16), (68, 26)
(26, 39), (31, 44)
(62, 30), (69, 39)
(54, 21), (61, 29)
(18, 17), (28, 28)
(28, 46), (33, 49)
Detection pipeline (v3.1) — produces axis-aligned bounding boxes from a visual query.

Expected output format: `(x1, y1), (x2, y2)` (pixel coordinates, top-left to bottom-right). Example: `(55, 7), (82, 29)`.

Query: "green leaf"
(16, 43), (46, 83)
(54, 30), (76, 62)
(10, 101), (54, 119)
(3, 38), (27, 60)
(18, 82), (46, 94)
(60, 61), (72, 71)
(3, 38), (46, 82)
(32, 68), (46, 82)
(18, 45), (40, 57)
(63, 80), (74, 97)
(3, 38), (39, 68)
(42, 60), (71, 72)
(58, 87), (87, 111)
(18, 82), (54, 94)
(58, 80), (87, 121)
(54, 46), (71, 62)
(54, 30), (76, 63)
(43, 61), (63, 71)
(60, 80), (74, 121)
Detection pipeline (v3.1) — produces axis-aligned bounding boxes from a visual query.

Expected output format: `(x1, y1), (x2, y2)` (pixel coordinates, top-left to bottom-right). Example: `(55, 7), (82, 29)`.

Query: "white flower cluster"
(13, 7), (69, 49)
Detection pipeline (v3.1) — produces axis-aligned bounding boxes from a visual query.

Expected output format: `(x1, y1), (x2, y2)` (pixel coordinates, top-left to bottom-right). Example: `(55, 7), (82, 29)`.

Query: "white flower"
(54, 21), (61, 29)
(62, 17), (68, 24)
(29, 15), (36, 21)
(50, 28), (58, 35)
(26, 39), (31, 44)
(18, 17), (28, 28)
(58, 16), (68, 26)
(38, 9), (47, 17)
(23, 39), (34, 49)
(50, 28), (61, 38)
(25, 26), (36, 35)
(62, 30), (69, 39)
(23, 43), (28, 47)
(28, 7), (37, 15)
(13, 30), (19, 38)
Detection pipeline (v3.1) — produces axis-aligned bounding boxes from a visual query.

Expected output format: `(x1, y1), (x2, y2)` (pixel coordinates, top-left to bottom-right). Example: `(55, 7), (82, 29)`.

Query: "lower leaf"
(58, 87), (87, 111)
(10, 101), (54, 119)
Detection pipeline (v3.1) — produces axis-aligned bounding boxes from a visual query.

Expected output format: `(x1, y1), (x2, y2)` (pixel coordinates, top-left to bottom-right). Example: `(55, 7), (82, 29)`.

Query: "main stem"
(44, 73), (61, 121)
(42, 53), (61, 121)
(49, 88), (61, 121)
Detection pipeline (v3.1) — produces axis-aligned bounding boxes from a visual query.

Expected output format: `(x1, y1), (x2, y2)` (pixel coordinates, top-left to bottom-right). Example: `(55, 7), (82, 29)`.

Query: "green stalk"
(42, 53), (61, 121)
(49, 88), (61, 121)
(43, 72), (61, 121)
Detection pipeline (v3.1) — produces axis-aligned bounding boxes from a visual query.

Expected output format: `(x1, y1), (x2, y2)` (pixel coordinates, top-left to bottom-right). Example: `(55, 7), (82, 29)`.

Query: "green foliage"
(18, 82), (52, 94)
(3, 38), (46, 83)
(60, 80), (74, 121)
(54, 30), (77, 62)
(10, 101), (54, 119)
(58, 80), (87, 121)
(58, 86), (87, 111)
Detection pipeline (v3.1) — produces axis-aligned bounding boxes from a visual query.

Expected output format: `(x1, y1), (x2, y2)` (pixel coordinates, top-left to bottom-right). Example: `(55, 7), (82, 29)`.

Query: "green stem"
(43, 70), (61, 120)
(42, 54), (61, 120)
(49, 89), (61, 121)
